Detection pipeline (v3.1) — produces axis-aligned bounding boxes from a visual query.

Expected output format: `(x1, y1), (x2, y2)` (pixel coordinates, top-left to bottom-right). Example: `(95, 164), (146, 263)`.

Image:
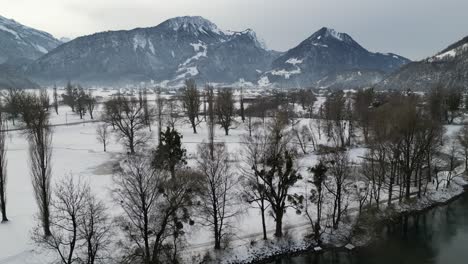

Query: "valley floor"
(0, 96), (467, 264)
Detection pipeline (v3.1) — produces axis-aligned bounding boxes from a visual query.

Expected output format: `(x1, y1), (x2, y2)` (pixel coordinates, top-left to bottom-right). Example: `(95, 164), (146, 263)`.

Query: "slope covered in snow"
(379, 35), (468, 90)
(260, 27), (411, 88)
(0, 15), (61, 65)
(26, 16), (277, 87)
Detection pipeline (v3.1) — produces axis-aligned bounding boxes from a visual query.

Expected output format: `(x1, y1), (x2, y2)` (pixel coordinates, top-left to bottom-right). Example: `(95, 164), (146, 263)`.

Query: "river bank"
(269, 185), (468, 264)
(209, 175), (468, 264)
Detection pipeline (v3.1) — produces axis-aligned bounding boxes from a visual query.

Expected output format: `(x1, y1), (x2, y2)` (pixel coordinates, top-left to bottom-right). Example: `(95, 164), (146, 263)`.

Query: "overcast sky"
(1, 0), (468, 60)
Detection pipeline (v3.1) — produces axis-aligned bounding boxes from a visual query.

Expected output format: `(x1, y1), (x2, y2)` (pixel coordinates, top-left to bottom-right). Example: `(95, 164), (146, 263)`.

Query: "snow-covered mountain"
(23, 18), (411, 88)
(0, 15), (61, 65)
(259, 27), (410, 88)
(379, 36), (468, 90)
(59, 37), (72, 43)
(27, 16), (279, 86)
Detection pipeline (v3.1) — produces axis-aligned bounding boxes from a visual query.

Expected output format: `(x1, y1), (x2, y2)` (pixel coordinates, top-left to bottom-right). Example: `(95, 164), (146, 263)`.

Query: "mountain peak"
(319, 27), (344, 40)
(307, 27), (357, 45)
(225, 28), (267, 49)
(161, 16), (222, 34)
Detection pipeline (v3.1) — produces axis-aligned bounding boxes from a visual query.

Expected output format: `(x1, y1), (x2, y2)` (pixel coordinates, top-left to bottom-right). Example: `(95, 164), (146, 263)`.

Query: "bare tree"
(457, 125), (468, 172)
(76, 86), (87, 119)
(244, 106), (259, 137)
(155, 88), (164, 139)
(297, 89), (316, 114)
(32, 176), (88, 264)
(0, 111), (8, 222)
(86, 91), (97, 120)
(114, 156), (196, 264)
(181, 79), (201, 134)
(241, 129), (270, 240)
(18, 93), (54, 236)
(323, 149), (350, 229)
(239, 87), (245, 122)
(446, 140), (458, 187)
(323, 91), (347, 147)
(427, 85), (445, 123)
(445, 86), (462, 124)
(53, 84), (59, 115)
(353, 180), (370, 215)
(216, 88), (235, 136)
(361, 148), (386, 209)
(62, 81), (77, 112)
(252, 115), (301, 237)
(196, 142), (239, 249)
(165, 99), (181, 129)
(103, 95), (148, 154)
(142, 87), (152, 131)
(40, 88), (50, 112)
(308, 161), (327, 242)
(3, 88), (23, 125)
(114, 156), (163, 264)
(392, 95), (439, 199)
(96, 123), (110, 152)
(79, 192), (113, 264)
(293, 124), (315, 154)
(353, 88), (374, 144)
(206, 85), (215, 158)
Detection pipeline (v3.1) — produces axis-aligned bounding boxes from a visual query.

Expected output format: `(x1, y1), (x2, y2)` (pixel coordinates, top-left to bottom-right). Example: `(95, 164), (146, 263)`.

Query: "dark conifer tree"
(152, 127), (187, 178)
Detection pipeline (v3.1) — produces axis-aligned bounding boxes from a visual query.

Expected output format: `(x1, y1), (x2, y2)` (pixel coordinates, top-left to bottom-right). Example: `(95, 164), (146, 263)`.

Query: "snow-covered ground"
(0, 88), (467, 264)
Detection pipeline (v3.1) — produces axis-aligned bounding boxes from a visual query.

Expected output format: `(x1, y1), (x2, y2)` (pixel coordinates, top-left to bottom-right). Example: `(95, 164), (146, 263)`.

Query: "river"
(271, 192), (468, 264)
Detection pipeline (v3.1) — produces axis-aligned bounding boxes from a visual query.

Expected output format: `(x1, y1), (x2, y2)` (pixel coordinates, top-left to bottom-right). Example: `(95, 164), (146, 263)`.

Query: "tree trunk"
(465, 151), (468, 173)
(41, 165), (51, 236)
(129, 136), (135, 154)
(274, 210), (283, 237)
(336, 190), (342, 227)
(43, 204), (51, 236)
(191, 121), (197, 134)
(0, 189), (7, 222)
(143, 210), (151, 264)
(213, 209), (220, 249)
(261, 199), (267, 240)
(405, 170), (411, 199)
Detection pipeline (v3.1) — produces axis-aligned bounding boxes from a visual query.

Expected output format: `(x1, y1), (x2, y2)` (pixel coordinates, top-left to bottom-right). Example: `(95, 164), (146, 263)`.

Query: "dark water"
(272, 193), (468, 264)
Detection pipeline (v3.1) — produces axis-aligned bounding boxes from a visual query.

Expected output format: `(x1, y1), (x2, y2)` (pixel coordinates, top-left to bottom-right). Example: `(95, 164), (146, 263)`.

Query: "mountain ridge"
(258, 27), (411, 88)
(378, 34), (468, 90)
(0, 15), (413, 88)
(0, 15), (62, 65)
(26, 16), (278, 86)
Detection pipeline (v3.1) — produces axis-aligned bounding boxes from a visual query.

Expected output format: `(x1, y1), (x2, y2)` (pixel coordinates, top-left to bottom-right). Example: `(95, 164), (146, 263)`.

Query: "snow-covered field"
(0, 88), (467, 264)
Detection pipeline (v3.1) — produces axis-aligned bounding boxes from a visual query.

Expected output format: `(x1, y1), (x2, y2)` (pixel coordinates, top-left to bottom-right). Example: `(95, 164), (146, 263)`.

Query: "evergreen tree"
(152, 127), (186, 178)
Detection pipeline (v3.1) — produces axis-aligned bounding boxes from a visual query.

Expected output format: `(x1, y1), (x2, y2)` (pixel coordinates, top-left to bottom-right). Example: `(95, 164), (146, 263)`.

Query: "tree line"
(1, 81), (468, 263)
